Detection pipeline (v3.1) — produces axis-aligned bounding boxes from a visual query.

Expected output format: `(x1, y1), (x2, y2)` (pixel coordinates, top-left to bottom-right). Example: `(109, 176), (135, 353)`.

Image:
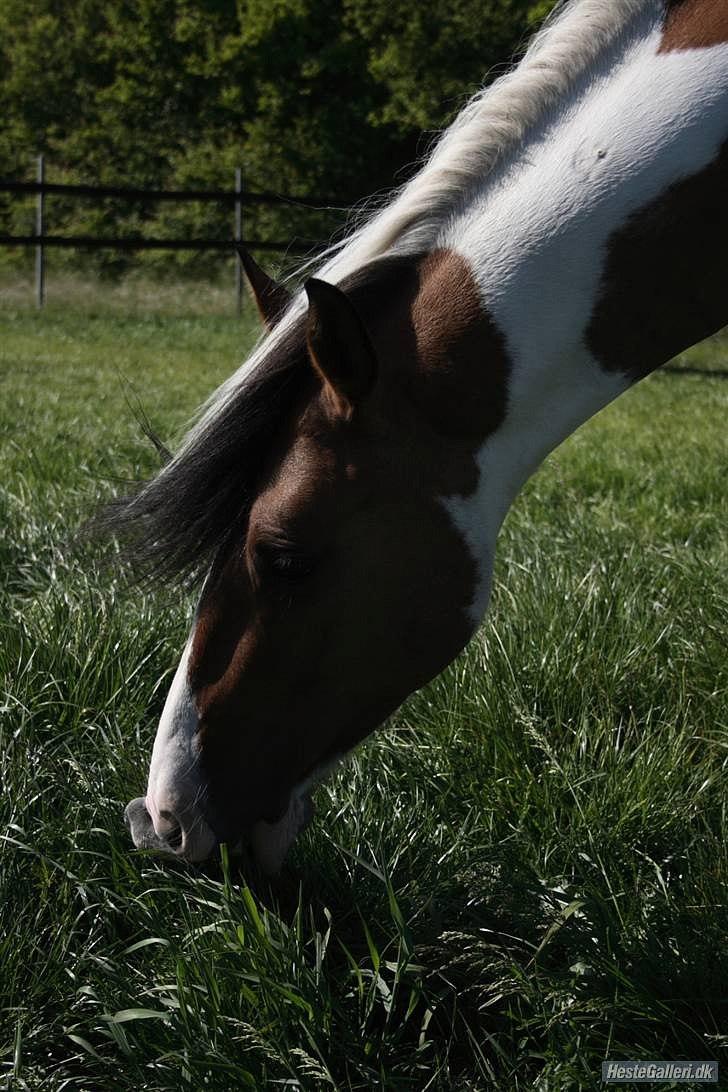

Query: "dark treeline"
(0, 0), (555, 276)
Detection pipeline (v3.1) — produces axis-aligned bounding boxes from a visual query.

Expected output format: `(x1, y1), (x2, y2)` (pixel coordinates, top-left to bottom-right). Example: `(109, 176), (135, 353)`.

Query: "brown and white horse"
(122, 0), (728, 872)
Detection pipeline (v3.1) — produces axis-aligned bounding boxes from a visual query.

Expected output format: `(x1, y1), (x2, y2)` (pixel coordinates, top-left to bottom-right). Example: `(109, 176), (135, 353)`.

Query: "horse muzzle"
(123, 795), (218, 862)
(123, 788), (314, 873)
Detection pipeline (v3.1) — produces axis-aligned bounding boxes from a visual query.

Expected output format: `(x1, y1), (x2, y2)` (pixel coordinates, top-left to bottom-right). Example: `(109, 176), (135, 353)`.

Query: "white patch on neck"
(439, 26), (728, 626)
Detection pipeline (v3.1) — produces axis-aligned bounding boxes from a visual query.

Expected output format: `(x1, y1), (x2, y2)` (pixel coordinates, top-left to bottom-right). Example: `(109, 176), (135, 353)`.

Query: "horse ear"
(304, 278), (378, 418)
(235, 244), (290, 329)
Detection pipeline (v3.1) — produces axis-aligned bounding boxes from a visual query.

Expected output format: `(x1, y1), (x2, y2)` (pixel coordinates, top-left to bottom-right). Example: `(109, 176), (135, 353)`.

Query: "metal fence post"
(234, 167), (243, 315)
(35, 154), (45, 308)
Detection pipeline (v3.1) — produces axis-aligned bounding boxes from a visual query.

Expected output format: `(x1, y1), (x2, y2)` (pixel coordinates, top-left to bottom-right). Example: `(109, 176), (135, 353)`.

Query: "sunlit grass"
(0, 266), (249, 318)
(1, 286), (727, 1089)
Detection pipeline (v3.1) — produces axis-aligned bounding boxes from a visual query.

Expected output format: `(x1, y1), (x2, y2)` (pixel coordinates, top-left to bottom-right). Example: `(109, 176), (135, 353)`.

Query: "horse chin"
(249, 790), (314, 875)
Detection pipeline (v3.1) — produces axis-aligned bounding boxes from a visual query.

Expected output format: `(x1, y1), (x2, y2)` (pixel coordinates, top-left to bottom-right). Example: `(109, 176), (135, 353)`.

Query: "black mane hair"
(102, 316), (311, 585)
(101, 253), (421, 586)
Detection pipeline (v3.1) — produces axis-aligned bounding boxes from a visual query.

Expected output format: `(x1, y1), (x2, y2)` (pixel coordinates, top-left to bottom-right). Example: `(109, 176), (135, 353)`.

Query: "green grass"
(1, 281), (727, 1090)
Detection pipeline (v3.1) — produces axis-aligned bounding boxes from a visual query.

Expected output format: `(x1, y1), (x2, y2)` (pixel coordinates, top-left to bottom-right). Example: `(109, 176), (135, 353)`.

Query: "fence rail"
(0, 179), (347, 208)
(0, 234), (318, 252)
(0, 159), (348, 311)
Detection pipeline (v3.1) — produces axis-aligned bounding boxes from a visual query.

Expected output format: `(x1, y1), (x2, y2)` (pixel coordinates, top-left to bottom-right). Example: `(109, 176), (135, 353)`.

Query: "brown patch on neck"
(410, 250), (510, 440)
(346, 248), (511, 488)
(587, 140), (728, 380)
(660, 0), (728, 52)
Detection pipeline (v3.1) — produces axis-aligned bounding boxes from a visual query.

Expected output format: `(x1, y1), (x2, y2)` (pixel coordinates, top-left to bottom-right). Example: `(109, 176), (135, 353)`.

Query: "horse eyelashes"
(254, 542), (316, 581)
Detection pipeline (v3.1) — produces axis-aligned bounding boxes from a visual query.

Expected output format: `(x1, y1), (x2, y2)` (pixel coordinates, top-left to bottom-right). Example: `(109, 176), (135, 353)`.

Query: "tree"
(0, 0), (557, 276)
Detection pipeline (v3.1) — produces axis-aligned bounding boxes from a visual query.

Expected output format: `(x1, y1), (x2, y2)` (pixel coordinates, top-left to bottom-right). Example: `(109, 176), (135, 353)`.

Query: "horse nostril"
(159, 809), (183, 850)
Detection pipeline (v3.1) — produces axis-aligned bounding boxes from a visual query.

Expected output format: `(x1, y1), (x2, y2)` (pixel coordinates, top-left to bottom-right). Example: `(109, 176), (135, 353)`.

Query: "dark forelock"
(101, 317), (312, 584)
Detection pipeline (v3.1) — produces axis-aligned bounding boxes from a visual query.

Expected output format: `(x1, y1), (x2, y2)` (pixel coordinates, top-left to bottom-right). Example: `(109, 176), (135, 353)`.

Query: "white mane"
(182, 0), (659, 441)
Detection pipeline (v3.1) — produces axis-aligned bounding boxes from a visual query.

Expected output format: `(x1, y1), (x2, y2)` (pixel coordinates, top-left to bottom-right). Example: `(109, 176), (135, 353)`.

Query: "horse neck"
(425, 6), (728, 621)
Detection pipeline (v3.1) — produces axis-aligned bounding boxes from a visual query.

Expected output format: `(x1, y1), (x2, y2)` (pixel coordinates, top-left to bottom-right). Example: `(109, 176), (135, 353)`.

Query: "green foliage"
(346, 0), (547, 135)
(0, 0), (556, 277)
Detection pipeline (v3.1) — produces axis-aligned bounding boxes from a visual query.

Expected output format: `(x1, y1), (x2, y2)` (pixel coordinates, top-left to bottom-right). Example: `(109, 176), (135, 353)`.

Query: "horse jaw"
(249, 789), (315, 875)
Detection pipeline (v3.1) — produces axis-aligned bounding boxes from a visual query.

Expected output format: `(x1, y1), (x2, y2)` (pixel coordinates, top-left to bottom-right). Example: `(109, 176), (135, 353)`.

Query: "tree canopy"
(0, 0), (555, 275)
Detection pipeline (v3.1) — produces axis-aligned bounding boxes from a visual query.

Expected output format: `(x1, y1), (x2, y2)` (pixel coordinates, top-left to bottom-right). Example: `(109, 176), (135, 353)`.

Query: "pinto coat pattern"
(121, 0), (728, 870)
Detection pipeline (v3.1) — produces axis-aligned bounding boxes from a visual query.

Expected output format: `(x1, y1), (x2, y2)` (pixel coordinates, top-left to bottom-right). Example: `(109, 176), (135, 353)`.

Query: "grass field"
(1, 280), (727, 1090)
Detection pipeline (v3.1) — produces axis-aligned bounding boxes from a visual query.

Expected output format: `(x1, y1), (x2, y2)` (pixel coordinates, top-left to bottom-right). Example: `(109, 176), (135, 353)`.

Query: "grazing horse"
(122, 0), (728, 872)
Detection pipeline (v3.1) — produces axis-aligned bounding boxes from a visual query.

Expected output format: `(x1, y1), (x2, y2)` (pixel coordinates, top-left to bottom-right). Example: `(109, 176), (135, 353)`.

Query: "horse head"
(125, 246), (507, 870)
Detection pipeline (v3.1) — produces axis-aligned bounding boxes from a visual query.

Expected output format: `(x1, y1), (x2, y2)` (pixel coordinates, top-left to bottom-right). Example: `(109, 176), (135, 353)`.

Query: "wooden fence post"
(234, 167), (242, 315)
(35, 154), (45, 308)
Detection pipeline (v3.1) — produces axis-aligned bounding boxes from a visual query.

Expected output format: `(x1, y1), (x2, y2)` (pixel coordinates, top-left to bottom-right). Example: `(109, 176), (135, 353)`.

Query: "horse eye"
(254, 541), (315, 581)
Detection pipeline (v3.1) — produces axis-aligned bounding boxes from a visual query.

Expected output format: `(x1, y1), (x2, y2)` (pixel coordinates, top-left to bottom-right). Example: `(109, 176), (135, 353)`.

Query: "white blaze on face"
(136, 629), (327, 870)
(141, 637), (317, 871)
(144, 639), (217, 861)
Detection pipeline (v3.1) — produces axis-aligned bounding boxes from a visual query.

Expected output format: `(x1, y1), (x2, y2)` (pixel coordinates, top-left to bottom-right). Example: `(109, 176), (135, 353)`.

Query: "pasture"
(1, 280), (727, 1089)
